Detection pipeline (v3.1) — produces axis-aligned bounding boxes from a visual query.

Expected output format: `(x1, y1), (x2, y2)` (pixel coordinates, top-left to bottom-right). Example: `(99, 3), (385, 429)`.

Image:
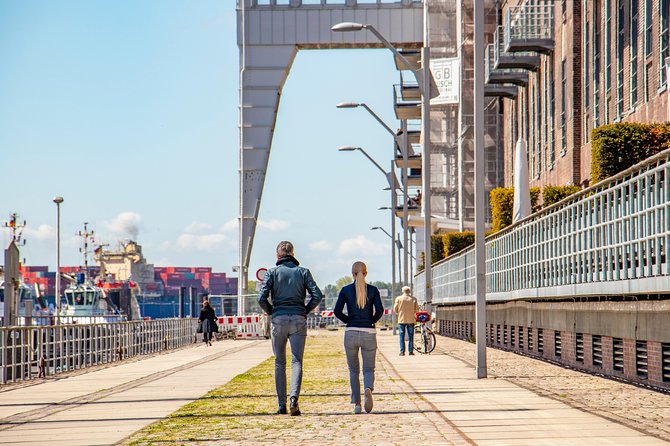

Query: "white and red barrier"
(218, 314), (269, 339)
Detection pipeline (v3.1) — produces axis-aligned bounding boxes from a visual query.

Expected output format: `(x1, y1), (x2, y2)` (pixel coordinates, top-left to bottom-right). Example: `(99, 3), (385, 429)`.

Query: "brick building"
(495, 0), (669, 190)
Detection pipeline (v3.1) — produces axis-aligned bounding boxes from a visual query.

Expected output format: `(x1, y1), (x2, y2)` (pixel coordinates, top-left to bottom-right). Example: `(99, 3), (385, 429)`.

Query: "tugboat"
(59, 223), (141, 323)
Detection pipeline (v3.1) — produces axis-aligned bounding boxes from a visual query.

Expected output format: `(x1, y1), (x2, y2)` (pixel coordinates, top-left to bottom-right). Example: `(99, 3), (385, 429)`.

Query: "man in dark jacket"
(257, 241), (323, 416)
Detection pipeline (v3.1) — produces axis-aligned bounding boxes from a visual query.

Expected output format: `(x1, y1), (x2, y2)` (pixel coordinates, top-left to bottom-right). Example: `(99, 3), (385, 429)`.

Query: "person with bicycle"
(393, 286), (419, 356)
(334, 261), (384, 414)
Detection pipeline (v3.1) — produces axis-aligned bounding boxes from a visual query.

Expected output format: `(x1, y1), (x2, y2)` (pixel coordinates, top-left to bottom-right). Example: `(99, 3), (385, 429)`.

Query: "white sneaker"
(364, 388), (373, 413)
(353, 404), (362, 414)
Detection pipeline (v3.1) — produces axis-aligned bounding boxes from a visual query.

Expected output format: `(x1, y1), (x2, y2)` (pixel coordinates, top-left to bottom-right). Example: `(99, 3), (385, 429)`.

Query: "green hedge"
(431, 234), (445, 265)
(542, 185), (582, 207)
(443, 232), (475, 257)
(490, 187), (540, 232)
(591, 123), (670, 182)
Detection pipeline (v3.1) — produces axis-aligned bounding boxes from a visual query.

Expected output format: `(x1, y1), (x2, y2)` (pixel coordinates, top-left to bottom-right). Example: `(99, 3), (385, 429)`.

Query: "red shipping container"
(174, 267), (191, 273)
(195, 267), (212, 273)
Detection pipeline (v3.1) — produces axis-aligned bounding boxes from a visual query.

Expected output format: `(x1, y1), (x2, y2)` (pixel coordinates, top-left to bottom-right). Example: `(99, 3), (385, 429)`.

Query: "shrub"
(490, 187), (540, 232)
(591, 123), (670, 182)
(443, 232), (475, 257)
(431, 235), (445, 265)
(542, 185), (582, 207)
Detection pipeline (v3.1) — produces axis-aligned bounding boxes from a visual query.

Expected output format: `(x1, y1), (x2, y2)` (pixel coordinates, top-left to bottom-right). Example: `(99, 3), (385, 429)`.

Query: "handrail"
(0, 318), (198, 385)
(415, 146), (670, 303)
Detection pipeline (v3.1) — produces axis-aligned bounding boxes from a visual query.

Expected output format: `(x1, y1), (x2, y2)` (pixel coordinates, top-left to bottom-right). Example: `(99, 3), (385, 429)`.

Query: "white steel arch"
(237, 0), (424, 308)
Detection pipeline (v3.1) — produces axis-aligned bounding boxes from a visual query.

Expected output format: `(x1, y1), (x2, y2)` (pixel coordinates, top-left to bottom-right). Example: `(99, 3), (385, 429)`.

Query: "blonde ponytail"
(352, 261), (367, 309)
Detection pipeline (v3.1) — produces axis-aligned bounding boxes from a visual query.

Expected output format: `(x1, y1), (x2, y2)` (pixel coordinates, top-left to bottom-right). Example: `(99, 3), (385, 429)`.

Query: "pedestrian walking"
(334, 261), (383, 414)
(394, 286), (419, 356)
(257, 241), (323, 416)
(198, 299), (218, 346)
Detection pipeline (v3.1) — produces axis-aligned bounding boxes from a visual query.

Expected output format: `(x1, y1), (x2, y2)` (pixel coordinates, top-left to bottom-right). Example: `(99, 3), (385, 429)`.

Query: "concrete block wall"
(436, 300), (670, 390)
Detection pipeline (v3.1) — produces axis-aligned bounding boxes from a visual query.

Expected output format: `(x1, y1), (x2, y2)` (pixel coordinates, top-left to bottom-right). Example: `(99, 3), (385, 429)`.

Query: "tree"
(335, 276), (353, 291)
(322, 284), (338, 310)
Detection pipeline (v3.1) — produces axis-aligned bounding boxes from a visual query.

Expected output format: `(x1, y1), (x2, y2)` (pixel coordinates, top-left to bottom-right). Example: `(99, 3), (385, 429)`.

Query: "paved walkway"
(377, 333), (669, 446)
(0, 339), (272, 445)
(0, 330), (667, 445)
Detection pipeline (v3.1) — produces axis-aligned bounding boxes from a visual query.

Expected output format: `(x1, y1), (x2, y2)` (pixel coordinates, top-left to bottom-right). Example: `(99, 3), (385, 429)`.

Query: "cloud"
(220, 219), (238, 233)
(184, 221), (212, 234)
(168, 221), (236, 253)
(105, 212), (141, 240)
(257, 219), (290, 232)
(176, 233), (229, 252)
(24, 224), (56, 241)
(337, 235), (387, 257)
(309, 240), (333, 252)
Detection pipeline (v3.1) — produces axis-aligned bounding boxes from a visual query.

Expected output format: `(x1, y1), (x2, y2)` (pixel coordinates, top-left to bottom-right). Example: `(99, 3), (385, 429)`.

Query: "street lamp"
(339, 146), (399, 334)
(52, 196), (63, 325)
(337, 101), (411, 287)
(333, 21), (434, 312)
(371, 225), (403, 289)
(474, 0), (488, 378)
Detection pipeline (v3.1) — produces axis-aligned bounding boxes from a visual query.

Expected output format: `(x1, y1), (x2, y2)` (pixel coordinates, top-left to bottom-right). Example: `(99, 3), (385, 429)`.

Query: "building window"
(585, 21), (590, 109)
(631, 0), (639, 106)
(661, 0), (669, 88)
(542, 59), (548, 168)
(645, 62), (652, 101)
(595, 0), (602, 125)
(549, 56), (555, 165)
(646, 0), (653, 57)
(617, 0), (625, 117)
(606, 0), (612, 91)
(561, 59), (567, 154)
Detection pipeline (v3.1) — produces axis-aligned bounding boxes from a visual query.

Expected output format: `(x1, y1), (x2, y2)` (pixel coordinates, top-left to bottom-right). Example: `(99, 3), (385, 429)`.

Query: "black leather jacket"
(257, 256), (323, 317)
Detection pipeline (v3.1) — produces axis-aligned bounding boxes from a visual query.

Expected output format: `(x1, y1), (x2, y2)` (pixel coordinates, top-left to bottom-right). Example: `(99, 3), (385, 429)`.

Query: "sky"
(0, 1), (403, 286)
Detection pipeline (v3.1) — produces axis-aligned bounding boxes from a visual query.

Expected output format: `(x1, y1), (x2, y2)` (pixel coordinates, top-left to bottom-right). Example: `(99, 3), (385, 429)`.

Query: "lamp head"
(53, 196), (64, 204)
(371, 227), (381, 231)
(331, 22), (365, 32)
(338, 146), (360, 152)
(336, 101), (360, 109)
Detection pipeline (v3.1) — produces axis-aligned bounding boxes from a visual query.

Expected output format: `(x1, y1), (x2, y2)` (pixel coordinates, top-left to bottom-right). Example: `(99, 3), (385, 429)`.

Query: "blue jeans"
(344, 330), (377, 405)
(271, 315), (307, 407)
(398, 323), (415, 354)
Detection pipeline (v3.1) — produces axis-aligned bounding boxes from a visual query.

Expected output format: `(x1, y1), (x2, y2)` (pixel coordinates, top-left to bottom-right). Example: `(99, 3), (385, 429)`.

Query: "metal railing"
(245, 0), (422, 7)
(0, 318), (197, 385)
(415, 148), (670, 304)
(505, 1), (554, 47)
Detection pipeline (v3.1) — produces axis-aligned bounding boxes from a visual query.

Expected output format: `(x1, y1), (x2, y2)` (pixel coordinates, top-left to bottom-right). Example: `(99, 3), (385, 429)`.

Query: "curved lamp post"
(333, 21), (434, 313)
(339, 146), (399, 334)
(337, 101), (411, 286)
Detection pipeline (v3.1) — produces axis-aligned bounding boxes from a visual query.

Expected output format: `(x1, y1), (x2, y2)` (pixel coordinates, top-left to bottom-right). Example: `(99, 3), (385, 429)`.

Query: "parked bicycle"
(414, 309), (436, 354)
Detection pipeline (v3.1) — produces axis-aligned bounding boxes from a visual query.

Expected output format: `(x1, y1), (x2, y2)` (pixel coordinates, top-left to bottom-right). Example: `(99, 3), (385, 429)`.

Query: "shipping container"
(23, 266), (49, 272)
(173, 267), (191, 273)
(195, 267), (212, 273)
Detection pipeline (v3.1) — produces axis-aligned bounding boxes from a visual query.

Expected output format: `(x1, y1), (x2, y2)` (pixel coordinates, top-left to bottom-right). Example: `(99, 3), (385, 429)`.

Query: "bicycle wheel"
(424, 328), (436, 354)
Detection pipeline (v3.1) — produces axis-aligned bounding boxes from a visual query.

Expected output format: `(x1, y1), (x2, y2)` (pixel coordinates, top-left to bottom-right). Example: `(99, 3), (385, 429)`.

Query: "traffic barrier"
(218, 314), (269, 339)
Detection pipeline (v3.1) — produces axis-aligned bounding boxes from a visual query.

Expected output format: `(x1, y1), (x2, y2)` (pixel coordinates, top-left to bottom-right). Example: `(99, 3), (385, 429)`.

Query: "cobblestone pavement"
(437, 334), (670, 441)
(207, 334), (469, 445)
(126, 331), (470, 446)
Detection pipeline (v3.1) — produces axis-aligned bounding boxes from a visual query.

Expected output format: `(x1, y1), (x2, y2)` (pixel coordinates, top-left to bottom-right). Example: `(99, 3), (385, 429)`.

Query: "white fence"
(0, 318), (197, 385)
(416, 148), (670, 304)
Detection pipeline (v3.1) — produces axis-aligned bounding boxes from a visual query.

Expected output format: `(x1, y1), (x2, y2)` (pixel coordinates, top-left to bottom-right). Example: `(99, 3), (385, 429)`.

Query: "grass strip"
(125, 332), (349, 445)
